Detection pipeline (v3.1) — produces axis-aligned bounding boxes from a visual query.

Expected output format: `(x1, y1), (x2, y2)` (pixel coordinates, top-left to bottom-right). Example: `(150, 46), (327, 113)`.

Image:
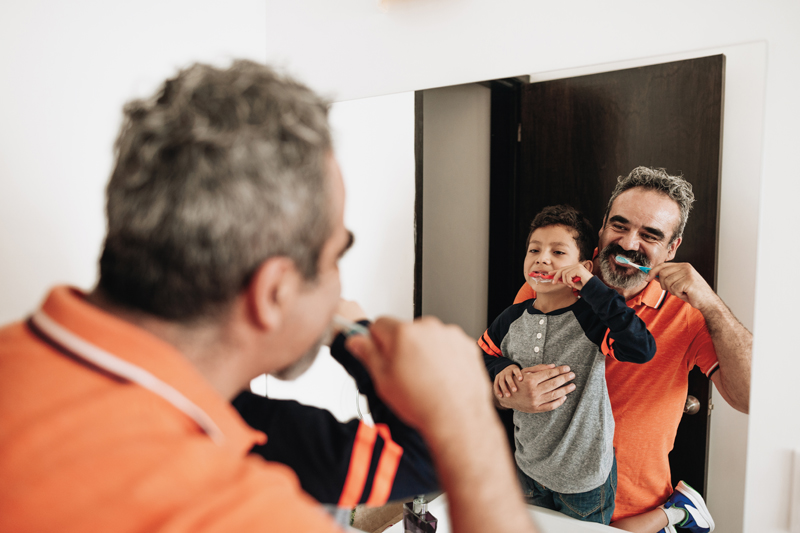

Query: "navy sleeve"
(578, 276), (657, 364)
(233, 323), (438, 507)
(234, 392), (360, 503)
(328, 324), (439, 502)
(479, 304), (525, 381)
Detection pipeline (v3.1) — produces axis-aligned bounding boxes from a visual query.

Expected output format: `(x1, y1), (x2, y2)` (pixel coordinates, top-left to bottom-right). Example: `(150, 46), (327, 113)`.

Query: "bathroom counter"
(382, 494), (615, 533)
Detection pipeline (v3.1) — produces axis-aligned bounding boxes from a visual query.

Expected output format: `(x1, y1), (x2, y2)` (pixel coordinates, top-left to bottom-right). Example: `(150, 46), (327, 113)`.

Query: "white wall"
(0, 1), (269, 324)
(421, 83), (491, 339)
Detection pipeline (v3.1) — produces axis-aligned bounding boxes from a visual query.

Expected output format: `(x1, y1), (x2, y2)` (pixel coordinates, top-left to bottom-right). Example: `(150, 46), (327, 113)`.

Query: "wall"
(421, 83), (491, 339)
(0, 0), (268, 324)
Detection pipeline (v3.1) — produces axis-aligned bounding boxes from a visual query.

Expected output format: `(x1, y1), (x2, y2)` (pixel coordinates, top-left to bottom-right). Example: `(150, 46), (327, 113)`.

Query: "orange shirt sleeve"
(513, 283), (535, 304)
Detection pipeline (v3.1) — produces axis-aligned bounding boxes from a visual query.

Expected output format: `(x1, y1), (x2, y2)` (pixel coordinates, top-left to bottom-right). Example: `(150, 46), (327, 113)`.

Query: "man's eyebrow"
(609, 215), (666, 240)
(642, 226), (666, 240)
(338, 231), (354, 258)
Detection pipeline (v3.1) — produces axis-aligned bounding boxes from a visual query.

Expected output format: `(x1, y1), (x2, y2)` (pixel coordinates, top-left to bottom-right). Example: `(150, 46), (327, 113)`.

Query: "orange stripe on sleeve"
(601, 329), (616, 359)
(338, 422), (378, 508)
(365, 424), (404, 507)
(478, 332), (502, 357)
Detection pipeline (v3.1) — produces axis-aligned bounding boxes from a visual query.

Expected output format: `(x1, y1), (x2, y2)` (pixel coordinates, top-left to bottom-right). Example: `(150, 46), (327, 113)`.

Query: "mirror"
(417, 44), (763, 533)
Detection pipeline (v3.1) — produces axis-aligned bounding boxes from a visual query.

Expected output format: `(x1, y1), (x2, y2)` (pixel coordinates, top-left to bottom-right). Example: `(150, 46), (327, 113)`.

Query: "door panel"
(487, 55), (724, 495)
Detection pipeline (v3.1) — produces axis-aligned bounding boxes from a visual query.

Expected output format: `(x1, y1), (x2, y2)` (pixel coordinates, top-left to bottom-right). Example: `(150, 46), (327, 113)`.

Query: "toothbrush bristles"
(332, 315), (370, 337)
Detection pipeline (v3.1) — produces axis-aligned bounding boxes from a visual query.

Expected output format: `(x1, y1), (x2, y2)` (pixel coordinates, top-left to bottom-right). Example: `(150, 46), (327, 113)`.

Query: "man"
(502, 167), (752, 528)
(0, 61), (536, 533)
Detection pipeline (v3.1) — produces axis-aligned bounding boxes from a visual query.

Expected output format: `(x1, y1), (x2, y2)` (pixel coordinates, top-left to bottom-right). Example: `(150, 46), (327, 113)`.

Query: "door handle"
(684, 395), (701, 415)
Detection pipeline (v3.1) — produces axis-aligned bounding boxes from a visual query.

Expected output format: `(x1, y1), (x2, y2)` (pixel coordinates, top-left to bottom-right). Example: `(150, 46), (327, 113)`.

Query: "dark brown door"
(487, 55), (725, 495)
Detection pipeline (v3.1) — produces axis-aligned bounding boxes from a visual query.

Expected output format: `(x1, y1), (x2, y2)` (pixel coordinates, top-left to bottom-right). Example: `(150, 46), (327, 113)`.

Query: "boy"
(479, 205), (656, 525)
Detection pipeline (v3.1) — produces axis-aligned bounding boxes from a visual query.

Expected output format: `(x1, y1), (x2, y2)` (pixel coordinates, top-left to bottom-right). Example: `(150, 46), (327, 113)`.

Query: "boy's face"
(524, 224), (582, 294)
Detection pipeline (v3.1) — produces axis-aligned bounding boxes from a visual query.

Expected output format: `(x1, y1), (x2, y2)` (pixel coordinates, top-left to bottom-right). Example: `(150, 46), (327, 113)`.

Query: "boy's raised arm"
(579, 276), (656, 364)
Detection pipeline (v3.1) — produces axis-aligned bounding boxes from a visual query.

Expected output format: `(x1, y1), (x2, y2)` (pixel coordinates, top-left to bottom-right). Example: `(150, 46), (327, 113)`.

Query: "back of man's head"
(98, 61), (332, 322)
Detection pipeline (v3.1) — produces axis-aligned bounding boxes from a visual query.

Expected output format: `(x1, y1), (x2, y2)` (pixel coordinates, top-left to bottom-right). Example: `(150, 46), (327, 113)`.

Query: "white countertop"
(382, 494), (615, 533)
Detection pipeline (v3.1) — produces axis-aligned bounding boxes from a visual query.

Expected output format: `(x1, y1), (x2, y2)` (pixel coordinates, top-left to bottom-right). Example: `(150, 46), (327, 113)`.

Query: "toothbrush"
(614, 255), (652, 273)
(332, 315), (370, 338)
(528, 272), (582, 283)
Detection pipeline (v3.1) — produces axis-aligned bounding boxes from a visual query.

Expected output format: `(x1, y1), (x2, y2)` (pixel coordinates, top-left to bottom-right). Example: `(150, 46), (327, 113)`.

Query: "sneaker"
(659, 526), (677, 533)
(663, 480), (715, 533)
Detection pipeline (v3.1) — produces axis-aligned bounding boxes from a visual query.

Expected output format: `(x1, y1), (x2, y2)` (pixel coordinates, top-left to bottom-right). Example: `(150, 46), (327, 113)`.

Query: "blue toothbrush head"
(614, 254), (652, 273)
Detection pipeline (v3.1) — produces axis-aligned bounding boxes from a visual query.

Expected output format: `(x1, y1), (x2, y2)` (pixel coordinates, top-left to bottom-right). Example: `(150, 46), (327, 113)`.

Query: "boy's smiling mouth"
(528, 271), (556, 283)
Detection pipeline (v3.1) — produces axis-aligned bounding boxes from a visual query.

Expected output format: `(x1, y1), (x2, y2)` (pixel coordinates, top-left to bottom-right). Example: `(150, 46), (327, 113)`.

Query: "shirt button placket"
(534, 316), (545, 355)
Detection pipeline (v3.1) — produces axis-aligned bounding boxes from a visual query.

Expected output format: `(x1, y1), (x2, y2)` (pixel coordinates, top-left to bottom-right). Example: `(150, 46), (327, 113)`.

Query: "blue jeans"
(516, 454), (617, 525)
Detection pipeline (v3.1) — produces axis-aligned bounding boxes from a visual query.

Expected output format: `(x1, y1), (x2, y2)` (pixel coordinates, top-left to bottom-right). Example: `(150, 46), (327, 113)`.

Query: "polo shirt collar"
(33, 286), (266, 453)
(626, 279), (667, 308)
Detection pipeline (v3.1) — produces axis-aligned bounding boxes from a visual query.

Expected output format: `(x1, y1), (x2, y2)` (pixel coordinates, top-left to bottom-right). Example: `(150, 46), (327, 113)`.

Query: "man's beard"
(598, 243), (650, 290)
(271, 335), (325, 381)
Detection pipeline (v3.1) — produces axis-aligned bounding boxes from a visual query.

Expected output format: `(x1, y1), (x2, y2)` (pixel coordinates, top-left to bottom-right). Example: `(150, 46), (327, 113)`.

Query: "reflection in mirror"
(417, 44), (763, 533)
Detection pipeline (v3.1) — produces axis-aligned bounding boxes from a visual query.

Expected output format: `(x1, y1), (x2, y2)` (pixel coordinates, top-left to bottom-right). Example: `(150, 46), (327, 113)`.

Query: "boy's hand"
(494, 365), (523, 398)
(553, 263), (593, 290)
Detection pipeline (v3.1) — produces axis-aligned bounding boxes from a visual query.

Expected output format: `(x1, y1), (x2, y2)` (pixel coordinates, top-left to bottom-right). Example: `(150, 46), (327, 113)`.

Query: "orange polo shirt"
(514, 280), (718, 520)
(0, 287), (341, 533)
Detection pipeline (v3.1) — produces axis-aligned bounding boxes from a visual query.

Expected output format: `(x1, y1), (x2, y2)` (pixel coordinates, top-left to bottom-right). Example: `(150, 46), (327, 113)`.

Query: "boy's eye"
(528, 248), (539, 254)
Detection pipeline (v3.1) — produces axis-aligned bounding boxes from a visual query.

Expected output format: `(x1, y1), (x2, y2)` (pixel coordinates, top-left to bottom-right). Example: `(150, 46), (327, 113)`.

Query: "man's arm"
(346, 318), (538, 533)
(648, 262), (752, 413)
(495, 365), (575, 412)
(233, 392), (438, 506)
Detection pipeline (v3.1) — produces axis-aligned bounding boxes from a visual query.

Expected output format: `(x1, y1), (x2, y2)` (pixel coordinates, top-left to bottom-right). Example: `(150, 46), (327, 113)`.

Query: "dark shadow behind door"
(487, 55), (725, 495)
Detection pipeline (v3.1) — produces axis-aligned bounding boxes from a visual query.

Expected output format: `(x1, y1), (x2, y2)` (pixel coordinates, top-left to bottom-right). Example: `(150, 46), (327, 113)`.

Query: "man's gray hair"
(98, 60), (333, 321)
(603, 166), (695, 243)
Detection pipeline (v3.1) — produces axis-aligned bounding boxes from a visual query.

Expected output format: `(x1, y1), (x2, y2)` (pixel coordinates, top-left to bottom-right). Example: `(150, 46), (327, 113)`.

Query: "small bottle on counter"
(403, 494), (438, 533)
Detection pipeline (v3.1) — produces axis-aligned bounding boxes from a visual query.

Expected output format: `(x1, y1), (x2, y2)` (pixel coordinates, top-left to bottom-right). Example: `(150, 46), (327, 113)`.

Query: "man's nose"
(618, 231), (640, 251)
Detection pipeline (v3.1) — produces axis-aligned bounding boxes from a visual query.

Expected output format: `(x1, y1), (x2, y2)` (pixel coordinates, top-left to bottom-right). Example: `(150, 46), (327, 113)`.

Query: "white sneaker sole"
(676, 480), (716, 532)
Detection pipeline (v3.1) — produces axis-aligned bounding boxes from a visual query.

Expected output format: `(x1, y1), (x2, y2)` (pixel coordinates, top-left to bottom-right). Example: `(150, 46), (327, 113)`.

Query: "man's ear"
(666, 236), (682, 261)
(583, 259), (594, 273)
(246, 257), (301, 331)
